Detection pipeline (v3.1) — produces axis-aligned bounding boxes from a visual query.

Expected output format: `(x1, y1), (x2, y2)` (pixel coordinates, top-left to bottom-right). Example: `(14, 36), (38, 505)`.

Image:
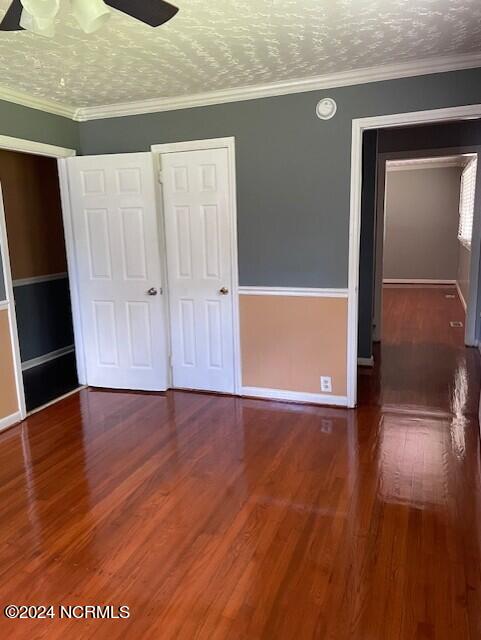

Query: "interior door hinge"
(169, 354), (173, 367)
(158, 170), (163, 183)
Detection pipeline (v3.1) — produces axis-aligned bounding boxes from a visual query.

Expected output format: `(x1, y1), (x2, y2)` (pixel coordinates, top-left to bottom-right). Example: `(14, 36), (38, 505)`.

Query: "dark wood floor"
(1, 286), (481, 639)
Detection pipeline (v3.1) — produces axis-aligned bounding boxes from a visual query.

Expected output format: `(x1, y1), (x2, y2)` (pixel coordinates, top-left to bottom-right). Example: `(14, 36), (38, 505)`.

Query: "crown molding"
(2, 50), (481, 123)
(74, 51), (481, 122)
(0, 84), (77, 120)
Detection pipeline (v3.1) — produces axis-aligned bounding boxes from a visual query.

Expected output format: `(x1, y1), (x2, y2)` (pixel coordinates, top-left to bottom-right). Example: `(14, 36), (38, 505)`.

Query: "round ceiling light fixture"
(316, 97), (337, 120)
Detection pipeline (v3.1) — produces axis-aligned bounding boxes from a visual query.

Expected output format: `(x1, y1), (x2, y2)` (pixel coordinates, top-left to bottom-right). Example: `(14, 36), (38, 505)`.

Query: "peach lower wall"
(239, 294), (348, 396)
(0, 308), (18, 419)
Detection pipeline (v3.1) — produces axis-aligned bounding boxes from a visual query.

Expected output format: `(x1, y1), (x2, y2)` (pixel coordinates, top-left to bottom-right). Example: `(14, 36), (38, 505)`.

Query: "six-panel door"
(68, 153), (168, 390)
(162, 148), (235, 393)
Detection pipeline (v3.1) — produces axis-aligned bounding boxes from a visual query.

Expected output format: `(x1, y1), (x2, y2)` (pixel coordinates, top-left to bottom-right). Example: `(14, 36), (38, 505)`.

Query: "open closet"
(0, 149), (78, 412)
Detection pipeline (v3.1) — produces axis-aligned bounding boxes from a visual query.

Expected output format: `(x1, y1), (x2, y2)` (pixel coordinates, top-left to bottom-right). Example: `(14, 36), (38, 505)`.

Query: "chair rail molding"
(238, 286), (349, 297)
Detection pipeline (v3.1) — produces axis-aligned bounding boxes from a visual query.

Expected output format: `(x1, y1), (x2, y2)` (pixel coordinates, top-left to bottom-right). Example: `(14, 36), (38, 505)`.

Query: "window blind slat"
(458, 158), (477, 248)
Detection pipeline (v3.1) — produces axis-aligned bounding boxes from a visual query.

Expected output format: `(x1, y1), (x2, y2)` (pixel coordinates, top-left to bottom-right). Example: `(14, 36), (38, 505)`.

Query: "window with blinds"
(458, 157), (478, 248)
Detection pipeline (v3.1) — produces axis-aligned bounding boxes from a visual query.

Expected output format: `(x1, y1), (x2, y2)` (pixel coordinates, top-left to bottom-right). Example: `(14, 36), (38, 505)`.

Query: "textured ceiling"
(0, 0), (481, 108)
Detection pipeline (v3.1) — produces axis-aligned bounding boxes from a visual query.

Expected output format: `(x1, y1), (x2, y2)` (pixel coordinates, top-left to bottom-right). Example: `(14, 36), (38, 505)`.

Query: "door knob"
(147, 287), (158, 296)
(219, 287), (229, 295)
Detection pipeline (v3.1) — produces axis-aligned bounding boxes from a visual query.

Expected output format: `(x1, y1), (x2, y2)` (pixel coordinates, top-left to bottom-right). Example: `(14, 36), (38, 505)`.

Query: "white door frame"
(0, 183), (25, 427)
(348, 103), (481, 408)
(0, 135), (78, 425)
(151, 137), (242, 394)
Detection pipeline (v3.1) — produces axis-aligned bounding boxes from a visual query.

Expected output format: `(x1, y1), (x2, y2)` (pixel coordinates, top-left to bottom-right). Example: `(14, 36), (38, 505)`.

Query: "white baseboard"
(456, 281), (467, 312)
(357, 356), (374, 367)
(383, 279), (456, 285)
(0, 410), (22, 433)
(240, 386), (348, 407)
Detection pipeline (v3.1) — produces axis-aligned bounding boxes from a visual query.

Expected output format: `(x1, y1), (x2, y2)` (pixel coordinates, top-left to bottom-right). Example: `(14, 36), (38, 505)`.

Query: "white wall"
(383, 166), (462, 281)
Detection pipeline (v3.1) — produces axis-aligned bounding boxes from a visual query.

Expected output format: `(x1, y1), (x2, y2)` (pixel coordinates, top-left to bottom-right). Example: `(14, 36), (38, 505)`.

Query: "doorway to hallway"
(358, 284), (481, 415)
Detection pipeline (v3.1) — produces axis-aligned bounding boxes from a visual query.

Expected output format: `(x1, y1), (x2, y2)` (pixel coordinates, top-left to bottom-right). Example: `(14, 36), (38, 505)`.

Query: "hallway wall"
(383, 165), (462, 281)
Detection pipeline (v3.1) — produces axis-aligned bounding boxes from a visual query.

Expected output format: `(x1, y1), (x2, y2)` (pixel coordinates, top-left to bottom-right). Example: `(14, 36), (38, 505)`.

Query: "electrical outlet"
(320, 376), (332, 393)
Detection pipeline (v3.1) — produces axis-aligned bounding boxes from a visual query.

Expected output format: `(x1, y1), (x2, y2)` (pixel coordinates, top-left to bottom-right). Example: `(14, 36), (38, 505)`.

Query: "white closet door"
(162, 148), (235, 393)
(67, 153), (168, 390)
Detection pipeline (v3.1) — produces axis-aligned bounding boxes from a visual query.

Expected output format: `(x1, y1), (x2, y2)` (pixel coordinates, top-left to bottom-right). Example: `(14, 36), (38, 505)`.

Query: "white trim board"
(240, 386), (348, 407)
(348, 102), (481, 409)
(0, 183), (26, 419)
(383, 279), (456, 285)
(152, 137), (236, 154)
(57, 159), (86, 385)
(21, 345), (75, 372)
(76, 51), (481, 121)
(0, 135), (76, 158)
(0, 410), (22, 433)
(238, 286), (349, 297)
(13, 272), (68, 287)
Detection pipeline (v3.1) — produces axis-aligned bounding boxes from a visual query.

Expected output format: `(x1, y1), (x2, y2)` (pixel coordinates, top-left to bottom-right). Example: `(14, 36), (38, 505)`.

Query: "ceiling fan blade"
(0, 0), (25, 31)
(104, 0), (178, 27)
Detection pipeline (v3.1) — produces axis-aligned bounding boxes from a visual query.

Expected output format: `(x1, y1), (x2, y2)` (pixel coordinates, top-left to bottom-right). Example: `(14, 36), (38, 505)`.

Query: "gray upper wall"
(78, 68), (481, 288)
(0, 99), (79, 151)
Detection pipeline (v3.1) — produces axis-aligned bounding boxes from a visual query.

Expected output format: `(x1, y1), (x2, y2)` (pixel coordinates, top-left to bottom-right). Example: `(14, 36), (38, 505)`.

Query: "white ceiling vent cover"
(316, 97), (337, 120)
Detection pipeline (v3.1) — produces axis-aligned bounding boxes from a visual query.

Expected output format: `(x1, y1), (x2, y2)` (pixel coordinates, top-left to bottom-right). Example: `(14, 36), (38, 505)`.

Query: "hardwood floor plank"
(0, 286), (480, 638)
